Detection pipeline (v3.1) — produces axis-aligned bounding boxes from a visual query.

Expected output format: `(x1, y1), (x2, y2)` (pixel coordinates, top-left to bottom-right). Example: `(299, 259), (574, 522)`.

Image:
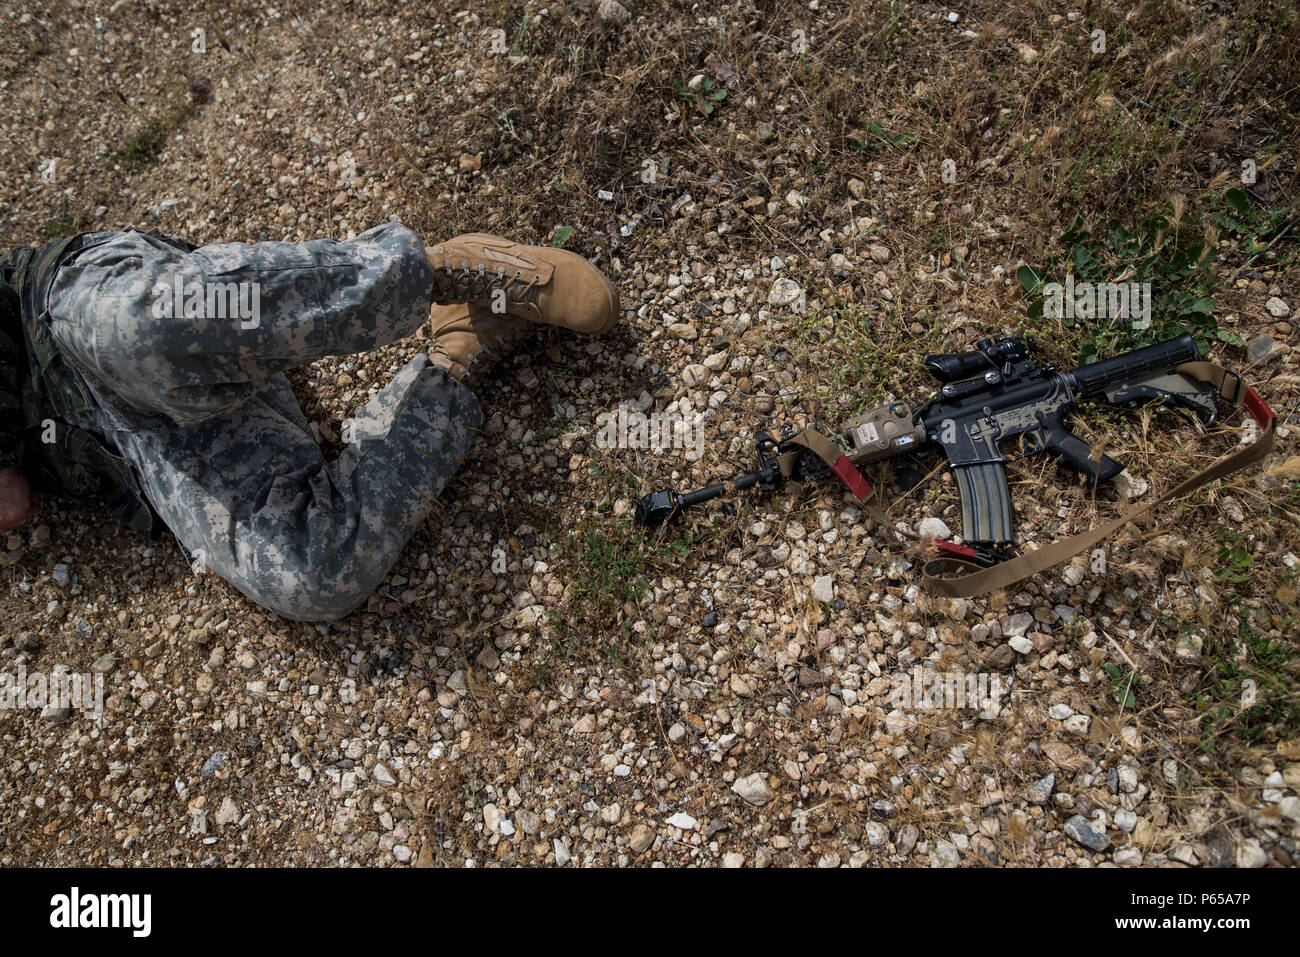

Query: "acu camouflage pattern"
(6, 222), (482, 621)
(1, 231), (169, 534)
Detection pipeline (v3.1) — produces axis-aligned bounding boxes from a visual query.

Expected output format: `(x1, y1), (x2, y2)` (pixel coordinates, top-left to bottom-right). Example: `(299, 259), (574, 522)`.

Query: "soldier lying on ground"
(0, 224), (618, 620)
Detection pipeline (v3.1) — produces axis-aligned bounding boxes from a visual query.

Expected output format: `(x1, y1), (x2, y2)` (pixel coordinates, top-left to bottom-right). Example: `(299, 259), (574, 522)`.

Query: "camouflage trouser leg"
(45, 223), (483, 622)
(46, 222), (441, 421)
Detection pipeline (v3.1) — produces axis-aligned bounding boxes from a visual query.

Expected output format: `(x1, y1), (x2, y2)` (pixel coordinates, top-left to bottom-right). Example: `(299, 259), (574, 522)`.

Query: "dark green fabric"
(0, 231), (190, 537)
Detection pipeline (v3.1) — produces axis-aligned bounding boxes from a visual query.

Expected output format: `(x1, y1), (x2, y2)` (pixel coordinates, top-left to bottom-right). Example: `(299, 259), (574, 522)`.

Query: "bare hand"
(0, 467), (39, 533)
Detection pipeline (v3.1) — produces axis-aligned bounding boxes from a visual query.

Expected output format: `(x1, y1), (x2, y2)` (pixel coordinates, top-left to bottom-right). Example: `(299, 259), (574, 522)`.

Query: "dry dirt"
(1, 0), (1298, 867)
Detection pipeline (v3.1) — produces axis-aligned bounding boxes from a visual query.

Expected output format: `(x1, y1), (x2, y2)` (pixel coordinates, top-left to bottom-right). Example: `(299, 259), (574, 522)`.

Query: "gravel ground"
(1, 0), (1298, 867)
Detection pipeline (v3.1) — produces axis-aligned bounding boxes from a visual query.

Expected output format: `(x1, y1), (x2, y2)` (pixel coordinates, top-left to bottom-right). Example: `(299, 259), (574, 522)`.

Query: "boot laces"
(434, 261), (544, 311)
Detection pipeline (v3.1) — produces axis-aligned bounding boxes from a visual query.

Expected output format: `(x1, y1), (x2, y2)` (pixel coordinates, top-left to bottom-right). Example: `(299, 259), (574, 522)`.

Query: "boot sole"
(457, 233), (620, 334)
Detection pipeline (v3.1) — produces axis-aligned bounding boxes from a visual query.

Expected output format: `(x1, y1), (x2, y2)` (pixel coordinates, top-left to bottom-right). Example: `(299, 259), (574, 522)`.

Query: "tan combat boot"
(426, 303), (532, 388)
(425, 233), (620, 334)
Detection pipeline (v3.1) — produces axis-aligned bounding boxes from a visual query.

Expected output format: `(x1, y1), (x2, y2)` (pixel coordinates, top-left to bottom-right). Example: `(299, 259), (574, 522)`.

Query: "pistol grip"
(1047, 429), (1124, 486)
(953, 462), (1014, 545)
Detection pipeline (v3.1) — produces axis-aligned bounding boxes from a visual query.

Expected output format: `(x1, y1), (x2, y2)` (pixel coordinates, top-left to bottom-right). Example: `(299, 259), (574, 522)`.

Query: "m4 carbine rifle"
(635, 333), (1275, 587)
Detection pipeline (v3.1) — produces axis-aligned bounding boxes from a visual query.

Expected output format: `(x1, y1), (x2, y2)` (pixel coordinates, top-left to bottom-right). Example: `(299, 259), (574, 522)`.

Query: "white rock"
(1048, 703), (1074, 720)
(596, 0), (630, 23)
(768, 278), (805, 308)
(929, 840), (959, 866)
(1266, 296), (1290, 318)
(918, 517), (951, 540)
(1113, 471), (1149, 500)
(1236, 840), (1268, 868)
(1113, 846), (1143, 866)
(1028, 774), (1055, 805)
(681, 364), (710, 389)
(1063, 714), (1091, 735)
(553, 839), (571, 864)
(1004, 612), (1034, 637)
(374, 763), (396, 786)
(1008, 636), (1034, 655)
(1276, 796), (1300, 822)
(811, 575), (835, 603)
(215, 797), (240, 826)
(731, 773), (775, 806)
(666, 812), (698, 830)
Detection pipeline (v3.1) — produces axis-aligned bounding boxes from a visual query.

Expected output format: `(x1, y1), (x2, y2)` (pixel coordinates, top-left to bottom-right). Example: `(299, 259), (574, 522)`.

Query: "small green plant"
(673, 75), (727, 117)
(849, 120), (916, 152)
(1059, 105), (1179, 208)
(567, 516), (655, 617)
(1213, 538), (1254, 585)
(509, 12), (535, 56)
(869, 0), (904, 59)
(1187, 538), (1300, 754)
(493, 108), (519, 141)
(1103, 662), (1139, 709)
(1212, 187), (1295, 259)
(549, 225), (574, 248)
(41, 214), (79, 241)
(1017, 210), (1222, 361)
(108, 105), (193, 171)
(1193, 616), (1300, 753)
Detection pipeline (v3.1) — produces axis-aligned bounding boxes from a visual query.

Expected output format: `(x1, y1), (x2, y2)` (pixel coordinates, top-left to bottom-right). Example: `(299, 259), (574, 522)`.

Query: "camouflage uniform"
(1, 222), (481, 621)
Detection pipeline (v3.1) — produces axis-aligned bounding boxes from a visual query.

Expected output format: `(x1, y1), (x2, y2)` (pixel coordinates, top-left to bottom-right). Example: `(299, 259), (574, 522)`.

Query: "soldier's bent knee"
(240, 572), (371, 623)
